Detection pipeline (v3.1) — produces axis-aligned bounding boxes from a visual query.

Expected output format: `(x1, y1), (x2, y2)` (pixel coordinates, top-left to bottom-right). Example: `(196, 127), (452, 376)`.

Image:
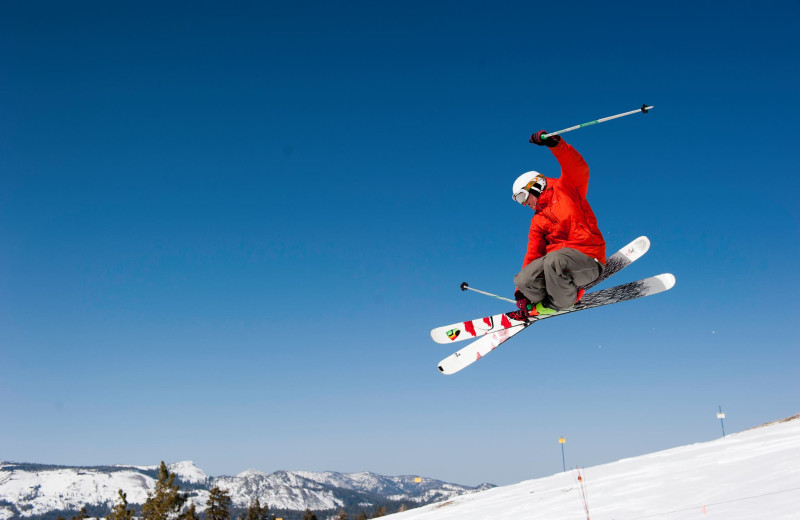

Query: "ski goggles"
(513, 189), (531, 205)
(513, 178), (546, 205)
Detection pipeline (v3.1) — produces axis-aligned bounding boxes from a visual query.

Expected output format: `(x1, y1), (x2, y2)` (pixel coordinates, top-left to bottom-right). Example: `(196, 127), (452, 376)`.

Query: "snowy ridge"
(214, 470), (343, 511)
(3, 415), (798, 519)
(0, 466), (154, 519)
(389, 414), (800, 520)
(165, 461), (208, 485)
(0, 463), (488, 519)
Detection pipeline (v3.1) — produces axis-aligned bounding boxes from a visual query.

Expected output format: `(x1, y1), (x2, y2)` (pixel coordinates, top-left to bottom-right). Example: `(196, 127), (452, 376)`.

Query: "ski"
(437, 273), (676, 375)
(431, 236), (651, 344)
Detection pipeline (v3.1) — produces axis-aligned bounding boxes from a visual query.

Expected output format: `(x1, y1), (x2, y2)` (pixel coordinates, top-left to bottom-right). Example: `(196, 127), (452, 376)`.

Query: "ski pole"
(460, 282), (515, 304)
(540, 104), (653, 140)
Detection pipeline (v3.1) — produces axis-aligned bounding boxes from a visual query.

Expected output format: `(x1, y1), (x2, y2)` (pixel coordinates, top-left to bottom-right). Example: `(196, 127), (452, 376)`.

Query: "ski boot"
(529, 289), (585, 317)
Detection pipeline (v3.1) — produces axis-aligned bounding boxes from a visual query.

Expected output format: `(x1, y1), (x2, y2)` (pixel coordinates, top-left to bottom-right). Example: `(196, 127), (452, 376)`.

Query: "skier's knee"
(542, 253), (562, 272)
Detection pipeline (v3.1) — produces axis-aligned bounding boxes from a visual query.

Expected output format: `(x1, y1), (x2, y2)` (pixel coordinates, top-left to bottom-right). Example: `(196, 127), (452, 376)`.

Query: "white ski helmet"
(512, 171), (547, 204)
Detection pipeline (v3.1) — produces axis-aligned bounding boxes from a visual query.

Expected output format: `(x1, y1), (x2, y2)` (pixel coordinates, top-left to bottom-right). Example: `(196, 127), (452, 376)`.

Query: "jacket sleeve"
(551, 139), (589, 197)
(522, 219), (546, 268)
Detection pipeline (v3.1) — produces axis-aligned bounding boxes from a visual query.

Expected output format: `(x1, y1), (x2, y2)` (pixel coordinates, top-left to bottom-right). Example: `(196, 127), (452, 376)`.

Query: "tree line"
(57, 462), (409, 520)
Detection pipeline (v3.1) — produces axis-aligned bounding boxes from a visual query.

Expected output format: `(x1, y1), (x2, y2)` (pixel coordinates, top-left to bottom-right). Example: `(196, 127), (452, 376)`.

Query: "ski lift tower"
(717, 406), (726, 437)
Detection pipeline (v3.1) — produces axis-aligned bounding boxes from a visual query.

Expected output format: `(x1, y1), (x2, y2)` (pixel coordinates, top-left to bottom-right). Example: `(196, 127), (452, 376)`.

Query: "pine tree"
(335, 510), (348, 520)
(301, 509), (317, 520)
(205, 486), (232, 520)
(141, 461), (187, 520)
(108, 490), (135, 520)
(370, 506), (387, 518)
(355, 512), (367, 520)
(245, 498), (268, 520)
(71, 506), (89, 520)
(183, 504), (200, 520)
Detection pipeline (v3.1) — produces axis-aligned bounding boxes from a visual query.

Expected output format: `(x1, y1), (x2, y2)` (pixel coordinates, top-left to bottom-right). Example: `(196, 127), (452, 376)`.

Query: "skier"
(511, 130), (607, 317)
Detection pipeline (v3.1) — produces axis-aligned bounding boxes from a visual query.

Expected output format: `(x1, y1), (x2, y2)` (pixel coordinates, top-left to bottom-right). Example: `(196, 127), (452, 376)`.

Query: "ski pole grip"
(460, 282), (469, 291)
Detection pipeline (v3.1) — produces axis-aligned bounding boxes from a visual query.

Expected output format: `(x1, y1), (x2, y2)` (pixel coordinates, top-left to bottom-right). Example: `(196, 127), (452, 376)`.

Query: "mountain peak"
(168, 461), (208, 484)
(235, 468), (267, 478)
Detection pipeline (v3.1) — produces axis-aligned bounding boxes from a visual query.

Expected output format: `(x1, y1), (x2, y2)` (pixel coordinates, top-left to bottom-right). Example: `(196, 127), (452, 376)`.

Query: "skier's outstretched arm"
(530, 130), (589, 196)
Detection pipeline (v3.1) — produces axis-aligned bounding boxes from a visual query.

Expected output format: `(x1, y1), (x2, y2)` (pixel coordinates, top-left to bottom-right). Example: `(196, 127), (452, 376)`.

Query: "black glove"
(514, 290), (531, 312)
(529, 130), (561, 148)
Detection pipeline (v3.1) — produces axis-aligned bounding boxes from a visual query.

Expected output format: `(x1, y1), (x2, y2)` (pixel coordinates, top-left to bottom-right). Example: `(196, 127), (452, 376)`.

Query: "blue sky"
(1, 1), (798, 487)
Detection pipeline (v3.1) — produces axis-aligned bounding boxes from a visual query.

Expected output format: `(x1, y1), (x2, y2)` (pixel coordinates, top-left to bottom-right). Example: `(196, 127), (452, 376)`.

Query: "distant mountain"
(0, 461), (494, 519)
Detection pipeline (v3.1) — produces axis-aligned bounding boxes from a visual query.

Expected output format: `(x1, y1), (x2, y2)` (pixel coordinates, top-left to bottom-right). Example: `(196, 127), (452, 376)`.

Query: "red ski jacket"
(522, 139), (607, 267)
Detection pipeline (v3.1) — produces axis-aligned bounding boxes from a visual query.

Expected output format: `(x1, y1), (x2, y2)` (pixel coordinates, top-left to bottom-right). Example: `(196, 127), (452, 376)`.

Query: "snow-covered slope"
(0, 466), (154, 517)
(387, 415), (800, 520)
(214, 470), (343, 511)
(0, 461), (207, 519)
(3, 416), (798, 519)
(0, 462), (489, 519)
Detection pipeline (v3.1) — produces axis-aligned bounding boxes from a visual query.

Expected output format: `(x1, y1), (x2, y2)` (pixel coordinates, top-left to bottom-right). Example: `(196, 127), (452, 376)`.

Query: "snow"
(167, 461), (208, 485)
(386, 415), (800, 520)
(0, 463), (482, 517)
(2, 416), (798, 519)
(214, 471), (345, 511)
(109, 462), (207, 484)
(0, 467), (154, 519)
(235, 469), (267, 479)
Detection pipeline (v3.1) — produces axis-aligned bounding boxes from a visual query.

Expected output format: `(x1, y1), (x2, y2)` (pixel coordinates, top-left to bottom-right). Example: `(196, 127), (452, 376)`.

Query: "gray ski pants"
(514, 247), (603, 310)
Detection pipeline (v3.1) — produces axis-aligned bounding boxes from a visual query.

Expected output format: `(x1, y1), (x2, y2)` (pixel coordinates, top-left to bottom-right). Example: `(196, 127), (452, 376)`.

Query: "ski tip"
(438, 359), (461, 374)
(431, 326), (461, 344)
(635, 236), (651, 251)
(656, 273), (676, 289)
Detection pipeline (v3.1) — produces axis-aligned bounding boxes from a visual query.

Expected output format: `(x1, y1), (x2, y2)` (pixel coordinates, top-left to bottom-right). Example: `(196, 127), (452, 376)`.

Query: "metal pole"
(540, 104), (653, 140)
(559, 437), (566, 472)
(460, 282), (515, 303)
(717, 406), (726, 437)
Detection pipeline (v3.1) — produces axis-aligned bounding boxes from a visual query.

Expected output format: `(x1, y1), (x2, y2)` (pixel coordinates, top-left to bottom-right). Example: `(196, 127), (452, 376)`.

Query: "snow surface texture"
(389, 415), (800, 520)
